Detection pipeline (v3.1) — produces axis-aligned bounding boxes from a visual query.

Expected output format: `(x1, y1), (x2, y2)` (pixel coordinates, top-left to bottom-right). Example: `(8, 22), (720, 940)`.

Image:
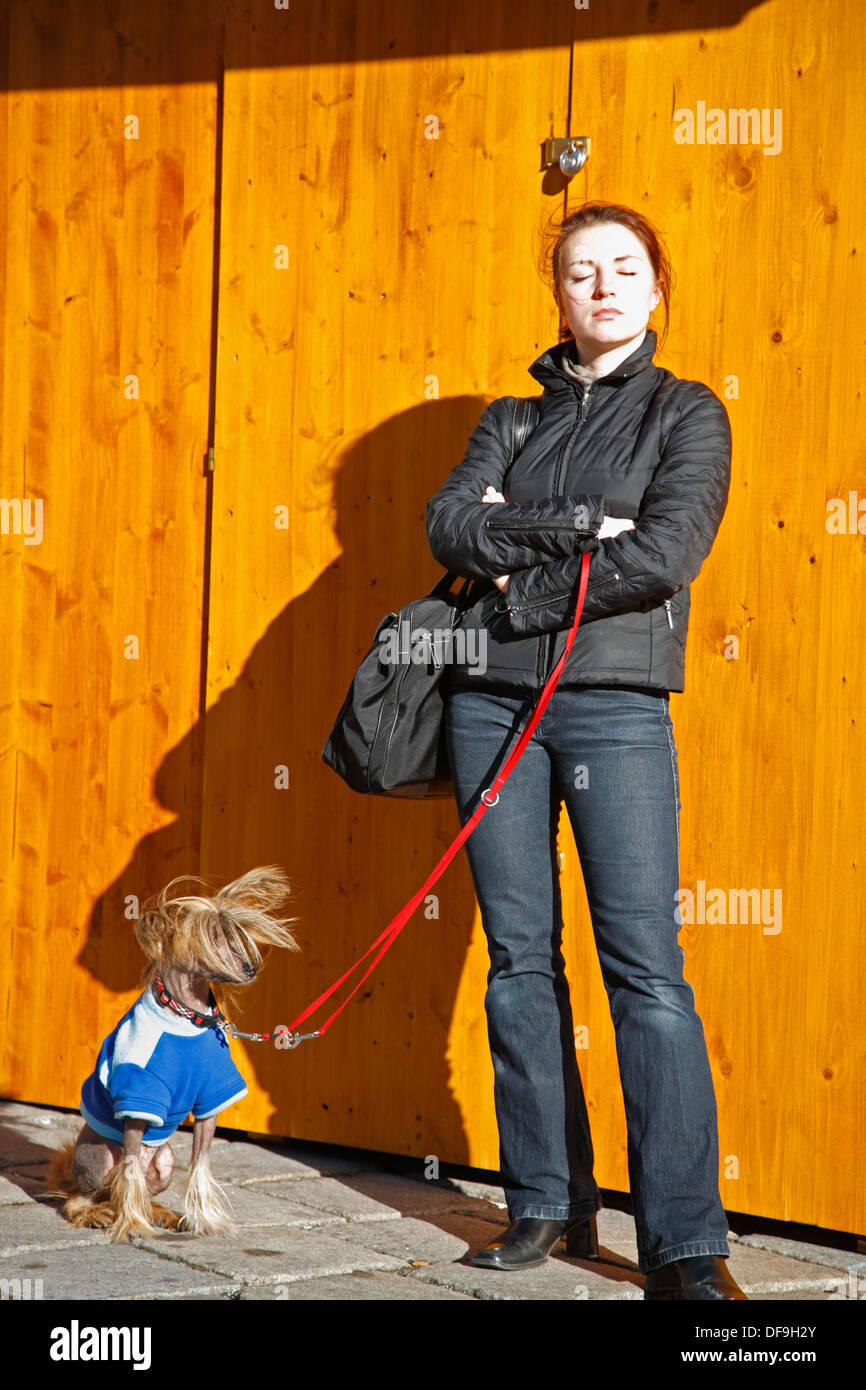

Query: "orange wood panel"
(0, 0), (862, 1238)
(0, 8), (222, 1105)
(559, 0), (865, 1233)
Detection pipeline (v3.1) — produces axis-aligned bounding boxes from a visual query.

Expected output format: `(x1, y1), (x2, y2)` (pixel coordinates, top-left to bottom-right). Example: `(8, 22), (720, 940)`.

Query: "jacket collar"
(528, 328), (658, 392)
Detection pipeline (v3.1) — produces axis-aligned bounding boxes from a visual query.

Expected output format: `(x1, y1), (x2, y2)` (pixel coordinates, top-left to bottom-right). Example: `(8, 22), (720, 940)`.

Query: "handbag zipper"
(664, 598), (673, 628)
(378, 594), (461, 786)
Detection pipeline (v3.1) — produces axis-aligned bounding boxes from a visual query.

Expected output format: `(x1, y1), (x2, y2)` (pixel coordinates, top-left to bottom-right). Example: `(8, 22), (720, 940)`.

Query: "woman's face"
(554, 222), (662, 358)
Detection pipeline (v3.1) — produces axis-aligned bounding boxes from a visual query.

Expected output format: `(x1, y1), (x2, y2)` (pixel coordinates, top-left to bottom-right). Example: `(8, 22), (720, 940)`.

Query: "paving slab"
(756, 1288), (851, 1302)
(0, 1203), (107, 1255)
(0, 1129), (72, 1168)
(0, 1101), (858, 1303)
(0, 1244), (237, 1300)
(326, 1208), (643, 1297)
(273, 1169), (502, 1218)
(322, 1213), (477, 1265)
(0, 1173), (40, 1207)
(165, 1132), (371, 1181)
(431, 1176), (509, 1208)
(133, 1224), (407, 1285)
(225, 1139), (370, 1182)
(737, 1232), (866, 1273)
(145, 1183), (352, 1230)
(0, 1103), (81, 1141)
(240, 1174), (402, 1221)
(405, 1254), (643, 1300)
(236, 1270), (476, 1300)
(719, 1244), (849, 1296)
(0, 1164), (57, 1200)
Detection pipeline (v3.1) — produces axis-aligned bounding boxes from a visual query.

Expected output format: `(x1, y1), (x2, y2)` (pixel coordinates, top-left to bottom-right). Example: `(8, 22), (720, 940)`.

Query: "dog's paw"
(61, 1195), (116, 1229)
(107, 1214), (156, 1243)
(150, 1203), (182, 1230)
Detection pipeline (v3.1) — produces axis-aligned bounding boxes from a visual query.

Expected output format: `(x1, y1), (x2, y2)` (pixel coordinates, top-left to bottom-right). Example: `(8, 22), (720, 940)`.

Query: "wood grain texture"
(0, 8), (221, 1104)
(561, 0), (865, 1232)
(1, 0), (862, 1236)
(205, 2), (575, 1165)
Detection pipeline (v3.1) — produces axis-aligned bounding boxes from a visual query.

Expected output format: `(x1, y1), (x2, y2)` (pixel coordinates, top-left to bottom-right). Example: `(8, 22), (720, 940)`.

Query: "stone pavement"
(1, 1099), (862, 1302)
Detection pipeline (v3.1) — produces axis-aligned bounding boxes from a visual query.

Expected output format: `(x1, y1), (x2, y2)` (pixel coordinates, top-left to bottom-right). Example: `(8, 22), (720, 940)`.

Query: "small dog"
(48, 865), (300, 1242)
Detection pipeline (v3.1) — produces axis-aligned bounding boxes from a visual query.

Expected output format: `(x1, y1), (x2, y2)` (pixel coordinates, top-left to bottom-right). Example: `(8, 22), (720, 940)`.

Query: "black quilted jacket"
(424, 328), (732, 695)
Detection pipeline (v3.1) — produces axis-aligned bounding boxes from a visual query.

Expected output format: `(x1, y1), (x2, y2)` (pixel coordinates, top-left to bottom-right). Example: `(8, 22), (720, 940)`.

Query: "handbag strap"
(279, 550), (591, 1043)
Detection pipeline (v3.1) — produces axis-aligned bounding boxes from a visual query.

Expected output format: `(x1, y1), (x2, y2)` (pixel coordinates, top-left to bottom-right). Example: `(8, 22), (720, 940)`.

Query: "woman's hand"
(598, 515), (636, 539)
(482, 487), (510, 591)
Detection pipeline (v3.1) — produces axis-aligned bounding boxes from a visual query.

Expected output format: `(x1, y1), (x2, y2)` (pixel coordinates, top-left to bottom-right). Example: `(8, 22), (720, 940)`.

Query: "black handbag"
(321, 398), (541, 798)
(321, 571), (473, 798)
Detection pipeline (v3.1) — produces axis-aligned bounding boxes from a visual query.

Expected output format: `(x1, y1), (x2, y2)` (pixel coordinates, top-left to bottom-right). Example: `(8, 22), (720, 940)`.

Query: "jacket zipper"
(505, 570), (622, 614)
(537, 384), (594, 685)
(507, 585), (668, 626)
(485, 520), (591, 532)
(506, 588), (575, 613)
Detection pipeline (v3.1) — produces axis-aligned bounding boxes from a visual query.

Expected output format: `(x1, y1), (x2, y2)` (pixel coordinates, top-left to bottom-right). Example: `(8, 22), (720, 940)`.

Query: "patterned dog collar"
(152, 971), (227, 1030)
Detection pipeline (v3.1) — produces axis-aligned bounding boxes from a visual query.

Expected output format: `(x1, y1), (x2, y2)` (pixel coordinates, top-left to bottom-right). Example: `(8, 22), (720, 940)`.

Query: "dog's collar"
(151, 971), (227, 1030)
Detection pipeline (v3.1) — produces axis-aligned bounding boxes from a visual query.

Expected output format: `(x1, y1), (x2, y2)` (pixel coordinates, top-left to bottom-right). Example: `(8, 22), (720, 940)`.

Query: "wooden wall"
(1, 0), (863, 1237)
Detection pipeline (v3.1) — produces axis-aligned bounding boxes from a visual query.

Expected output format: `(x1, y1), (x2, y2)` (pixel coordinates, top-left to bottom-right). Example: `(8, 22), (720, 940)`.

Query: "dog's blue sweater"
(79, 986), (248, 1145)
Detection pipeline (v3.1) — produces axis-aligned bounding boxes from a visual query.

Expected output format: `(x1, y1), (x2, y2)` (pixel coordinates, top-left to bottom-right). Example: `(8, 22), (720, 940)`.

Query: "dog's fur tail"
(46, 1140), (79, 1197)
(46, 1139), (179, 1241)
(45, 1141), (123, 1232)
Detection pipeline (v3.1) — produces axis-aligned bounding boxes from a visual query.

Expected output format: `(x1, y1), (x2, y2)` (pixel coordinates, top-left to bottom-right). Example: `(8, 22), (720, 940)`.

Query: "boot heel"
(565, 1212), (599, 1259)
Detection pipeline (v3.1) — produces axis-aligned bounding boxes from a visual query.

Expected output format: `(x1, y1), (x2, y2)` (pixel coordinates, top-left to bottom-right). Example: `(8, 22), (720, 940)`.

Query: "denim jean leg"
(545, 689), (731, 1273)
(444, 690), (601, 1222)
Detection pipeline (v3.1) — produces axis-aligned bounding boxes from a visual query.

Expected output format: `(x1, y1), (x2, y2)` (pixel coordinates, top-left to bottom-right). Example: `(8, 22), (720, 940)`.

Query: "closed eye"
(571, 272), (638, 282)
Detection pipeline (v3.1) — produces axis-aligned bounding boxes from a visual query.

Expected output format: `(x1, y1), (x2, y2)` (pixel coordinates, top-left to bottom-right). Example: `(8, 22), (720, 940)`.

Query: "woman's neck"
(566, 327), (647, 380)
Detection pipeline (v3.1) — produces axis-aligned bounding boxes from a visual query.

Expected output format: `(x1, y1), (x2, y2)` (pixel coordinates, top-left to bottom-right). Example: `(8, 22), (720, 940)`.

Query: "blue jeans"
(444, 684), (731, 1274)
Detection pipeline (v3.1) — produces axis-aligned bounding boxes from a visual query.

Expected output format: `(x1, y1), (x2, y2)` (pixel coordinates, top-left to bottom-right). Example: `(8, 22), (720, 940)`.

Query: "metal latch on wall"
(542, 137), (590, 177)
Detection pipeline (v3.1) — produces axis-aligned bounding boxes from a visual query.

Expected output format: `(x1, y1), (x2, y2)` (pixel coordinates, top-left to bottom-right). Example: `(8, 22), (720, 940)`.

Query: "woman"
(425, 202), (745, 1301)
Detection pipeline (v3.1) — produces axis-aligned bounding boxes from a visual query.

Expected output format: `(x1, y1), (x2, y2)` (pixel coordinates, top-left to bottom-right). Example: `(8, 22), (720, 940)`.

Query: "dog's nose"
(243, 961), (257, 981)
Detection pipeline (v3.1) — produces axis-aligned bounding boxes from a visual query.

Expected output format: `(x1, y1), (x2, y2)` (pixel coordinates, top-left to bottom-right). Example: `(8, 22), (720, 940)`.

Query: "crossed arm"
(425, 388), (732, 638)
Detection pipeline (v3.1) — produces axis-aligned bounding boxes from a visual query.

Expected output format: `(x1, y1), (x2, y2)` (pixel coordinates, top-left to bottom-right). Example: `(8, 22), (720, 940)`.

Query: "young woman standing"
(426, 202), (745, 1300)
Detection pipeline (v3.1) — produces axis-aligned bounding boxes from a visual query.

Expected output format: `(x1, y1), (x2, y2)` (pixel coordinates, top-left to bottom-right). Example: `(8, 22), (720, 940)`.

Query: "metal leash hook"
(217, 1020), (269, 1042)
(272, 1024), (321, 1050)
(218, 1020), (320, 1048)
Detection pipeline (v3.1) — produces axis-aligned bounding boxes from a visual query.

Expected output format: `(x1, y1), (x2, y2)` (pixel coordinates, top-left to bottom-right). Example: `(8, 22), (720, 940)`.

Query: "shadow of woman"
(74, 394), (532, 1172)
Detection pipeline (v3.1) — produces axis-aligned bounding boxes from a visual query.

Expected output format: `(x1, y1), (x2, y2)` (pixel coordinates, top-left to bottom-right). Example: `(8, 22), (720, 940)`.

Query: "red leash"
(250, 552), (591, 1049)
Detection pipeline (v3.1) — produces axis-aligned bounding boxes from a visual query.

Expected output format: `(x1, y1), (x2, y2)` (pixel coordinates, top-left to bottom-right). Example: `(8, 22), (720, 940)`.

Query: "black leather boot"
(644, 1254), (748, 1300)
(466, 1214), (599, 1270)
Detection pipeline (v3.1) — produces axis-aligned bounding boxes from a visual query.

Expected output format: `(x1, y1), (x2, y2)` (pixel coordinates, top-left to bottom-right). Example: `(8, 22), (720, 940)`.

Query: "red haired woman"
(426, 203), (745, 1300)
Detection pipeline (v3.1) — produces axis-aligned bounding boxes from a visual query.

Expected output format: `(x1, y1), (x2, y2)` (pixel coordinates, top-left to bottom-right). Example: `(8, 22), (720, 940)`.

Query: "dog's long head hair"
(134, 865), (301, 1007)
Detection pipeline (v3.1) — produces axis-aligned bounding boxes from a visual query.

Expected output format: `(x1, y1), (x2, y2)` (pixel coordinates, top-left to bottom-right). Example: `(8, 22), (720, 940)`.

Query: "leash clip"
(218, 1019), (264, 1042)
(218, 1019), (321, 1048)
(273, 1025), (321, 1050)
